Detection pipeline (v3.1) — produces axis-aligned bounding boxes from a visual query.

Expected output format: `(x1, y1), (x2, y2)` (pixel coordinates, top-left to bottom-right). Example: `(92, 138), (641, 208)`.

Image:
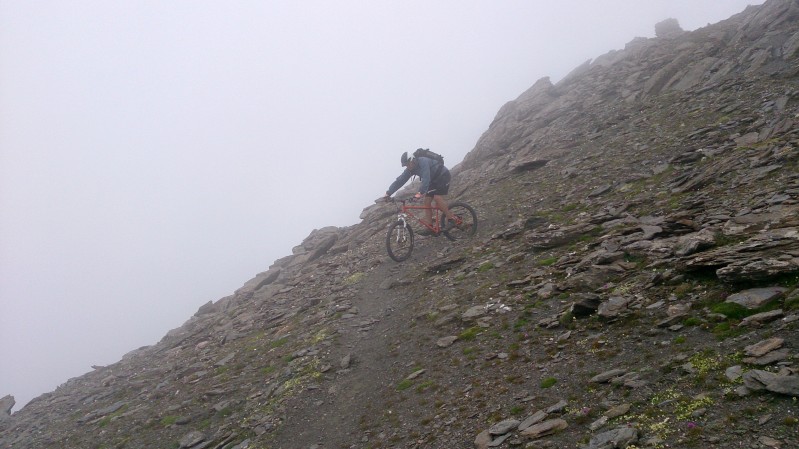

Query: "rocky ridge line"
(2, 1), (799, 448)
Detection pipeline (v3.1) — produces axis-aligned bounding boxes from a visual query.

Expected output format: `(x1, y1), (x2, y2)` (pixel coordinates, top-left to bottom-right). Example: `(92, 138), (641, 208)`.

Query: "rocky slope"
(3, 1), (799, 448)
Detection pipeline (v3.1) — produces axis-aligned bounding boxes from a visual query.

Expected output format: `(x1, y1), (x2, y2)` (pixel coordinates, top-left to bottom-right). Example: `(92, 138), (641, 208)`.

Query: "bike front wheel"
(386, 221), (414, 262)
(443, 202), (478, 242)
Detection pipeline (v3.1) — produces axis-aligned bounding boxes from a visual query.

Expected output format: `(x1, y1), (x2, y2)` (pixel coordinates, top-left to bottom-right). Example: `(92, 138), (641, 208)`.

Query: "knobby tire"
(386, 221), (414, 262)
(442, 202), (478, 242)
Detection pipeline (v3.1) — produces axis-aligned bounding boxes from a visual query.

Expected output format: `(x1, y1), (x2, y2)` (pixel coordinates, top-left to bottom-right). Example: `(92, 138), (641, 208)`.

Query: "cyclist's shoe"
(443, 218), (457, 232)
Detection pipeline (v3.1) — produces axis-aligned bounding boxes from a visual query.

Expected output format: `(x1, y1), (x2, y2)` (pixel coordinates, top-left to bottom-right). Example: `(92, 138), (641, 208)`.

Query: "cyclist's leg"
(423, 195), (434, 225)
(433, 194), (452, 219)
(426, 169), (453, 225)
(431, 170), (454, 220)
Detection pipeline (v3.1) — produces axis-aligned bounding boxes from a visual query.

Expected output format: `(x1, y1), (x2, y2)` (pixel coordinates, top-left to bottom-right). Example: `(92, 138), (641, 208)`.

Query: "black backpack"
(413, 148), (444, 164)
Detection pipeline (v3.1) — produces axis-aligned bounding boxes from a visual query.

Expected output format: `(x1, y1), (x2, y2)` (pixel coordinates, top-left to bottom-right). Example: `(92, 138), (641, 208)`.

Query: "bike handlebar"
(385, 196), (423, 205)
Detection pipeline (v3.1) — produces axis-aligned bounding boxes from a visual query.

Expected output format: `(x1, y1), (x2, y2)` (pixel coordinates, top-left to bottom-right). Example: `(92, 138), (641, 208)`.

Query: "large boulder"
(235, 268), (283, 298)
(0, 395), (14, 420)
(655, 18), (684, 38)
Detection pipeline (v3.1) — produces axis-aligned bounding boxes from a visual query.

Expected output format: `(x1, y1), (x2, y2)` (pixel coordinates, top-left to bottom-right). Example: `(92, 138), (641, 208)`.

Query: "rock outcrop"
(0, 396), (14, 422)
(2, 1), (799, 448)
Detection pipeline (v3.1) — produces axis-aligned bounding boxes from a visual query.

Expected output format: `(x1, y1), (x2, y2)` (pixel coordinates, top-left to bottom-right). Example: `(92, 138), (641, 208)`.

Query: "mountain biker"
(384, 150), (455, 232)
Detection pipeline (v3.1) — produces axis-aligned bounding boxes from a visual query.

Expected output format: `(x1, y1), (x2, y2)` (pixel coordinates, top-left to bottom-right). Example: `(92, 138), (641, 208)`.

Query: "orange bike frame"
(398, 200), (444, 233)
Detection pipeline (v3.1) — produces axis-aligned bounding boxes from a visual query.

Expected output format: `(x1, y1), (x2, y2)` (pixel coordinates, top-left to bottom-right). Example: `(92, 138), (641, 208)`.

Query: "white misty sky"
(1, 0), (762, 410)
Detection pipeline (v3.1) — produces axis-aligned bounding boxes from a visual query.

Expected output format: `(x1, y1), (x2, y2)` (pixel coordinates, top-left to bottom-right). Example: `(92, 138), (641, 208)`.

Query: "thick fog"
(0, 0), (763, 411)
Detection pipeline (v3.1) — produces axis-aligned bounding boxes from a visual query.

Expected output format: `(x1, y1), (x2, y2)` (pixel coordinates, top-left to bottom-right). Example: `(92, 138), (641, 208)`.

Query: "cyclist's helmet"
(401, 151), (414, 167)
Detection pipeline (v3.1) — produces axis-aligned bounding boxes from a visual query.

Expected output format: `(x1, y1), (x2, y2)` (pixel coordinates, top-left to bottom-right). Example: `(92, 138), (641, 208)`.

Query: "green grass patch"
(559, 310), (576, 328)
(459, 327), (483, 341)
(538, 257), (558, 266)
(713, 232), (747, 247)
(416, 381), (435, 393)
(270, 337), (289, 348)
(160, 415), (179, 426)
(477, 261), (495, 272)
(623, 253), (647, 266)
(710, 302), (751, 320)
(540, 377), (557, 389)
(345, 272), (365, 285)
(710, 301), (780, 320)
(580, 226), (604, 241)
(673, 282), (693, 299)
(217, 407), (234, 418)
(778, 273), (799, 289)
(711, 322), (746, 341)
(683, 317), (701, 326)
(397, 379), (414, 391)
(513, 318), (529, 331)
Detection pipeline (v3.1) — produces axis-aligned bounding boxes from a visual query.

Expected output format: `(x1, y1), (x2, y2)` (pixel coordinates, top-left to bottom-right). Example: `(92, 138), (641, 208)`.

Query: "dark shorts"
(426, 168), (451, 197)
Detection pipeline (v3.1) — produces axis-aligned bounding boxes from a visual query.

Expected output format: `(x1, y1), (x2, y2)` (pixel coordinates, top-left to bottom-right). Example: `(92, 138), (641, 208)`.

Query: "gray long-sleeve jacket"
(386, 157), (444, 196)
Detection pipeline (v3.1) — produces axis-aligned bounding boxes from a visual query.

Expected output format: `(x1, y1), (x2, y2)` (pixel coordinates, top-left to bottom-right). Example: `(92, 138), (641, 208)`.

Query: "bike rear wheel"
(386, 221), (414, 262)
(442, 202), (478, 242)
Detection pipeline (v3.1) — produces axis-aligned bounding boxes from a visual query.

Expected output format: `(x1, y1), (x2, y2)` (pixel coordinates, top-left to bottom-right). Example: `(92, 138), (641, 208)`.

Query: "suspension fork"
(396, 213), (409, 240)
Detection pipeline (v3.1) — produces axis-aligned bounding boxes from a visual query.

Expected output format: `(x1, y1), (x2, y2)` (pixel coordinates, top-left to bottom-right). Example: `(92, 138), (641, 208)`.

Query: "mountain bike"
(385, 197), (477, 262)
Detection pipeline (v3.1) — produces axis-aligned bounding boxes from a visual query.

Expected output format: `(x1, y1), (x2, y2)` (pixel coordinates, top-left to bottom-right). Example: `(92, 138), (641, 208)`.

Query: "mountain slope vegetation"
(2, 1), (799, 448)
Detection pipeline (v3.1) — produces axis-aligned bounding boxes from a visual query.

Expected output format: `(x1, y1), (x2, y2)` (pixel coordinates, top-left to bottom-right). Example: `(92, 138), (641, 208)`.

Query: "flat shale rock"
(519, 418), (568, 438)
(725, 287), (787, 309)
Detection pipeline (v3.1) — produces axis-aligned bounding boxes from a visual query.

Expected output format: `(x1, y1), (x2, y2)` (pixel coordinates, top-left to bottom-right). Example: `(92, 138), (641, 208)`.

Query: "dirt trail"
(271, 238), (449, 448)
